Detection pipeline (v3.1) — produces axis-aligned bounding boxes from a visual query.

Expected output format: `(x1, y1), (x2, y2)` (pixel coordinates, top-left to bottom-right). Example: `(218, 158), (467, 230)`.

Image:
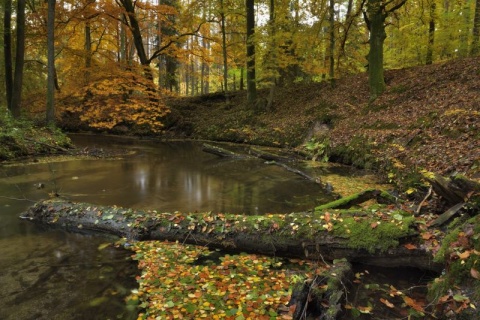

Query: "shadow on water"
(0, 135), (332, 319)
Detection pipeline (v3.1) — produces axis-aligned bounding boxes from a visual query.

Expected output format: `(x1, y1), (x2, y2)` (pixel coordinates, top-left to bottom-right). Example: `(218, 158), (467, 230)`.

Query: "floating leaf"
(404, 243), (417, 250)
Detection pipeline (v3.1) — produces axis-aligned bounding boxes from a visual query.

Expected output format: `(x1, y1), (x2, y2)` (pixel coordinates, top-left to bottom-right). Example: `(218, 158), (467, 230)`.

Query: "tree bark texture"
(427, 174), (480, 206)
(21, 199), (442, 272)
(4, 0), (13, 110)
(246, 0), (257, 105)
(46, 0), (56, 125)
(472, 0), (480, 55)
(11, 0), (26, 118)
(426, 1), (436, 64)
(366, 0), (386, 99)
(220, 0), (229, 103)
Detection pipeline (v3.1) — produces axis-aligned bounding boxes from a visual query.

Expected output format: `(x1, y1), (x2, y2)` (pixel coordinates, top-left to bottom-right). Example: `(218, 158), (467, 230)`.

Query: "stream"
(0, 134), (332, 319)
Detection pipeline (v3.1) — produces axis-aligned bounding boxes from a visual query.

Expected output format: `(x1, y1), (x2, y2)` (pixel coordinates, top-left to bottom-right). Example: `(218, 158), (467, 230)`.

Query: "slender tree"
(10, 0), (26, 118)
(328, 0), (335, 85)
(4, 0), (13, 110)
(426, 1), (436, 64)
(220, 0), (229, 102)
(246, 0), (257, 106)
(472, 0), (480, 55)
(46, 0), (56, 125)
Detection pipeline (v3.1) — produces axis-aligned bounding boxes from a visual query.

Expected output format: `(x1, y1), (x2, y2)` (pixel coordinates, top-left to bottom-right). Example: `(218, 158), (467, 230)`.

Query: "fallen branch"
(24, 137), (72, 153)
(202, 143), (250, 159)
(416, 186), (432, 215)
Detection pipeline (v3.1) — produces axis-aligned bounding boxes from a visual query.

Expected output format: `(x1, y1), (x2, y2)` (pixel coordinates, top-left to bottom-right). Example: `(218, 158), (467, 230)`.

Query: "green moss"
(330, 137), (379, 170)
(0, 112), (72, 161)
(429, 215), (480, 303)
(331, 210), (416, 253)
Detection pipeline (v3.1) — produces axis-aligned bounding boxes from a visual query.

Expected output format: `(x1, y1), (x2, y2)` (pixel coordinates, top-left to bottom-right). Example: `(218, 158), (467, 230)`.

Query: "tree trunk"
(162, 0), (179, 92)
(366, 0), (386, 100)
(119, 0), (148, 65)
(220, 0), (229, 103)
(426, 2), (436, 64)
(46, 0), (56, 125)
(10, 0), (26, 118)
(240, 67), (244, 91)
(21, 199), (442, 272)
(328, 0), (335, 85)
(459, 0), (471, 57)
(246, 0), (257, 106)
(85, 20), (92, 84)
(119, 16), (127, 63)
(4, 0), (13, 111)
(472, 0), (480, 55)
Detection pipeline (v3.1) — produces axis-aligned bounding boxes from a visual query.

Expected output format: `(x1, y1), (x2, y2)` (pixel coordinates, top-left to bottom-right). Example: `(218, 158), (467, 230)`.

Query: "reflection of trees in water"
(0, 231), (137, 320)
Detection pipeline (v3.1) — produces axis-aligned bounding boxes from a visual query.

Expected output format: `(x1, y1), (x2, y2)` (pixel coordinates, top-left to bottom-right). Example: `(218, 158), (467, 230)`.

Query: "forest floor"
(165, 57), (480, 190)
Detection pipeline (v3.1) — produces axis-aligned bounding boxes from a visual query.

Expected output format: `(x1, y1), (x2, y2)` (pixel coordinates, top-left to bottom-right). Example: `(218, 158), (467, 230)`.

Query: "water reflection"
(42, 136), (332, 214)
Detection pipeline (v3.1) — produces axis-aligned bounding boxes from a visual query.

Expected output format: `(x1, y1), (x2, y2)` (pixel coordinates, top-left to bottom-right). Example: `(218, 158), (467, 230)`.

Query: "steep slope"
(166, 57), (480, 184)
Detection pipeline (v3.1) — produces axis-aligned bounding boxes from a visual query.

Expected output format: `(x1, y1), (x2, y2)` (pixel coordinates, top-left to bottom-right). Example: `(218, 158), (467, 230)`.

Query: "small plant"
(304, 137), (330, 162)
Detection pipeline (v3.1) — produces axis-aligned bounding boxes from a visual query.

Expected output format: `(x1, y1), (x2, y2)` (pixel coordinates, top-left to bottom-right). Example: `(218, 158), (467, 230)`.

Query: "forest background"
(2, 1), (480, 319)
(2, 0), (480, 130)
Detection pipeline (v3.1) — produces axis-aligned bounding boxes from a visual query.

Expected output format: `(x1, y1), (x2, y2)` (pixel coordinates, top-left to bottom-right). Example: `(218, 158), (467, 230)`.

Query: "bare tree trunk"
(240, 67), (244, 90)
(46, 0), (56, 125)
(246, 0), (257, 106)
(85, 20), (92, 84)
(119, 17), (127, 63)
(10, 0), (26, 118)
(426, 2), (436, 64)
(328, 0), (335, 86)
(365, 0), (386, 100)
(4, 0), (13, 111)
(220, 0), (229, 103)
(472, 0), (480, 55)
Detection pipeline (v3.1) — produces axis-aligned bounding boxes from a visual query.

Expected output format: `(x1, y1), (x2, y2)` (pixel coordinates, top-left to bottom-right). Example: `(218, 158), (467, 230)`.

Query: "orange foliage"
(60, 64), (169, 133)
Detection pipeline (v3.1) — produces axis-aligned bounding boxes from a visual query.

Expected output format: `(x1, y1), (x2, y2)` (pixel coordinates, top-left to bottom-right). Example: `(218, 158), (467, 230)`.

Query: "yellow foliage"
(60, 65), (169, 133)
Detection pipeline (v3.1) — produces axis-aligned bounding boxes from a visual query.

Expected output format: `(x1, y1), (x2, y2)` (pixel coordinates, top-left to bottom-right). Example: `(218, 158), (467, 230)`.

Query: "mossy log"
(315, 189), (396, 210)
(288, 259), (352, 320)
(20, 199), (442, 271)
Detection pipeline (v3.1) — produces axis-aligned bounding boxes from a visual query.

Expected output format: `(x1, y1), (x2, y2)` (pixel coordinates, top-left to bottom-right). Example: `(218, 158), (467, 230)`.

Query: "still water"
(0, 135), (331, 319)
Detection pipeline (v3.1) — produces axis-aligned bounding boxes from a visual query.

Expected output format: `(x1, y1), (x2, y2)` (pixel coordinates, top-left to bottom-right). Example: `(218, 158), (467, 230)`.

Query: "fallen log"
(202, 143), (251, 159)
(315, 189), (396, 210)
(427, 174), (480, 206)
(203, 143), (325, 185)
(20, 199), (442, 272)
